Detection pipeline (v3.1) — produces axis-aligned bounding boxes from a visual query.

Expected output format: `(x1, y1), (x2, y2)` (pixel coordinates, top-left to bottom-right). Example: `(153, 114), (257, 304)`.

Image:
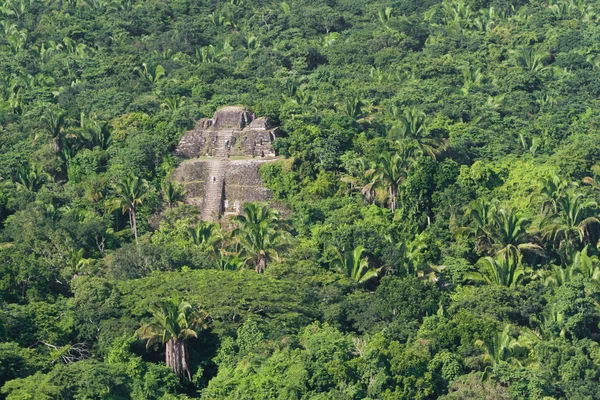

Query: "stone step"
(212, 134), (236, 158)
(201, 161), (225, 221)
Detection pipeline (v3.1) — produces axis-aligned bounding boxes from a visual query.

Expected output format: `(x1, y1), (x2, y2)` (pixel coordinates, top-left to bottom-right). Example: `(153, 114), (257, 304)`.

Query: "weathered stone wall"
(175, 106), (278, 159)
(222, 159), (273, 216)
(172, 159), (276, 217)
(171, 160), (210, 208)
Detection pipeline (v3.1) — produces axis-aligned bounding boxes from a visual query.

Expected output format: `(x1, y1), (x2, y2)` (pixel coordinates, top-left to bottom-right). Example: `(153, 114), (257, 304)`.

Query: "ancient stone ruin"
(173, 106), (279, 221)
(175, 106), (279, 159)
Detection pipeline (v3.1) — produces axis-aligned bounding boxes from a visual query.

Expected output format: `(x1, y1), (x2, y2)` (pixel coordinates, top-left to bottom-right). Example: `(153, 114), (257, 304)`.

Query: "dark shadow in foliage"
(343, 275), (441, 341)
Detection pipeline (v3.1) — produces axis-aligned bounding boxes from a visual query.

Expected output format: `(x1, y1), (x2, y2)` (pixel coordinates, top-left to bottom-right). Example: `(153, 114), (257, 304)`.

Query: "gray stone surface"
(175, 106), (279, 159)
(173, 106), (281, 221)
(173, 159), (277, 220)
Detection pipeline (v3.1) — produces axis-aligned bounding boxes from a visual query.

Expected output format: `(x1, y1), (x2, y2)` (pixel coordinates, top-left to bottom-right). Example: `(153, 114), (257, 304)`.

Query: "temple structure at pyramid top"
(175, 106), (279, 159)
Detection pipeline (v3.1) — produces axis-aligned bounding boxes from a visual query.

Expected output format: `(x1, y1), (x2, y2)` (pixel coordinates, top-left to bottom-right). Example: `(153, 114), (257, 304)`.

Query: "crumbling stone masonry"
(175, 106), (279, 159)
(173, 106), (280, 221)
(172, 158), (276, 220)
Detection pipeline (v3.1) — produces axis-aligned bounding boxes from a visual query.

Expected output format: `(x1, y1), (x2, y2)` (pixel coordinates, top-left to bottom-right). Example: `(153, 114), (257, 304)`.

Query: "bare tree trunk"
(51, 136), (62, 153)
(130, 206), (138, 244)
(255, 254), (267, 273)
(389, 185), (397, 213)
(166, 338), (192, 382)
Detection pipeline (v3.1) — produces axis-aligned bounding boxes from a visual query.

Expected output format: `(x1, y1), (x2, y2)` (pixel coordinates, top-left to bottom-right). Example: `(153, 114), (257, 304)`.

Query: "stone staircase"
(201, 161), (225, 221)
(213, 131), (235, 158)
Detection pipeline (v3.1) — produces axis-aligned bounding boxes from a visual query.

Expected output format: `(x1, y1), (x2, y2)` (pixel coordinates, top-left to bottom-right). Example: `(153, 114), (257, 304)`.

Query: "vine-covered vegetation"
(2, 0), (600, 398)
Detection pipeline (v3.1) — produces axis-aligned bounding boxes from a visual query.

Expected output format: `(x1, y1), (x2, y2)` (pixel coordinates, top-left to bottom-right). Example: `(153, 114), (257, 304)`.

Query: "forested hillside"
(2, 0), (600, 398)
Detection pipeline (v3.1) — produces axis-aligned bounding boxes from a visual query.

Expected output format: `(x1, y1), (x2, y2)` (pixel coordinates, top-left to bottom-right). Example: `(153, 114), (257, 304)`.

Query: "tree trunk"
(255, 253), (267, 273)
(51, 136), (62, 153)
(389, 184), (397, 213)
(166, 338), (192, 382)
(130, 206), (138, 244)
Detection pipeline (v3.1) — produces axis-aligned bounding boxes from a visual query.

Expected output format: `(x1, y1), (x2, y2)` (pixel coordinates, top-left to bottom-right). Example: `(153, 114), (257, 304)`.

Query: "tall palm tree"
(538, 175), (567, 216)
(365, 146), (414, 213)
(455, 198), (496, 253)
(83, 120), (112, 150)
(331, 245), (380, 284)
(466, 254), (530, 287)
(394, 107), (446, 159)
(541, 191), (599, 261)
(41, 108), (67, 153)
(490, 209), (542, 262)
(340, 156), (370, 198)
(232, 202), (286, 273)
(112, 175), (150, 244)
(161, 180), (185, 209)
(137, 293), (209, 382)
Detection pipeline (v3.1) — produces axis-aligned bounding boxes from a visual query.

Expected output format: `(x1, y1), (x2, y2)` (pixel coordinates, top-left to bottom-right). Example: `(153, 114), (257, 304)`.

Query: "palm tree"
(416, 264), (447, 283)
(583, 165), (600, 191)
(365, 146), (414, 213)
(232, 202), (286, 273)
(511, 45), (548, 71)
(134, 63), (166, 84)
(339, 95), (363, 120)
(459, 203), (542, 260)
(112, 176), (150, 244)
(475, 324), (539, 379)
(537, 264), (577, 287)
(473, 6), (498, 31)
(538, 175), (567, 216)
(573, 246), (600, 282)
(331, 245), (380, 284)
(41, 108), (67, 152)
(137, 293), (209, 382)
(394, 107), (446, 159)
(455, 198), (495, 253)
(466, 254), (530, 287)
(537, 247), (600, 308)
(441, 0), (474, 29)
(534, 303), (566, 339)
(538, 246), (600, 287)
(340, 156), (370, 198)
(160, 96), (186, 112)
(214, 250), (246, 271)
(67, 248), (90, 279)
(83, 120), (112, 150)
(475, 325), (516, 369)
(161, 180), (185, 209)
(541, 191), (599, 261)
(187, 221), (221, 252)
(14, 163), (49, 191)
(461, 66), (485, 95)
(490, 209), (542, 262)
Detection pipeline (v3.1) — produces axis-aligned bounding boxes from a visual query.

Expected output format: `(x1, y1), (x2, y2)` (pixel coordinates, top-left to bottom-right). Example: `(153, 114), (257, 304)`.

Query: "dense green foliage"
(2, 0), (600, 398)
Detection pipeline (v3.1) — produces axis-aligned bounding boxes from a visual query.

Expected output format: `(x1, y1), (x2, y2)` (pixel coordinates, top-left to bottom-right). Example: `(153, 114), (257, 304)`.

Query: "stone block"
(175, 106), (278, 159)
